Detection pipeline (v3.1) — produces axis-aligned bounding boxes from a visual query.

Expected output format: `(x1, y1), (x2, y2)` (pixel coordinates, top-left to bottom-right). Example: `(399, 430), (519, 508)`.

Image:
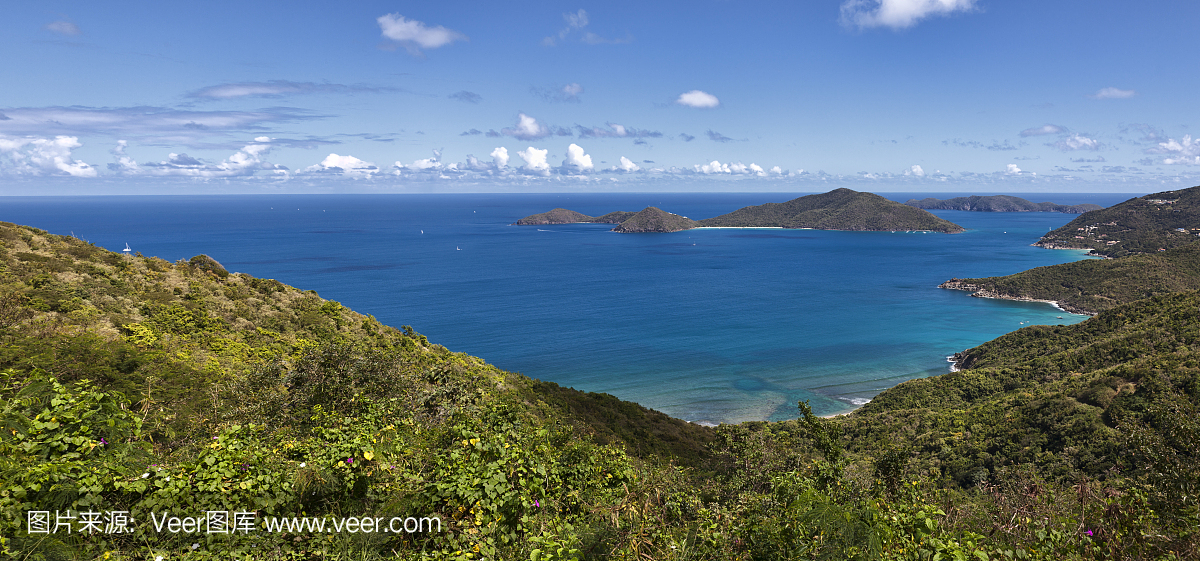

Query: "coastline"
(939, 281), (1097, 316)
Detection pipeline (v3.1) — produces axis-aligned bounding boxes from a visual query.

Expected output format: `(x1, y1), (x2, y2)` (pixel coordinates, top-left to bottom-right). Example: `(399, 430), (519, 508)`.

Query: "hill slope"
(515, 208), (595, 225)
(940, 241), (1200, 314)
(699, 188), (965, 232)
(906, 195), (1102, 213)
(1035, 186), (1200, 257)
(611, 206), (700, 232)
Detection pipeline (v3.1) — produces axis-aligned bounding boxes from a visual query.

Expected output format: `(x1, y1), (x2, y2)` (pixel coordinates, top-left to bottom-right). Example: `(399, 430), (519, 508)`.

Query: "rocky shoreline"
(938, 279), (1096, 316)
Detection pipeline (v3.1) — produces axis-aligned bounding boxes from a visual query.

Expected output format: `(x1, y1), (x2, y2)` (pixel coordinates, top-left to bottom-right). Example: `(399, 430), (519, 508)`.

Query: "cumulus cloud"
(1049, 134), (1102, 151)
(45, 21), (81, 36)
(189, 81), (397, 99)
(769, 166), (784, 175)
(1090, 87), (1135, 100)
(612, 156), (640, 172)
(449, 91), (482, 104)
(1019, 124), (1064, 137)
(306, 153), (378, 178)
(501, 113), (551, 141)
(1005, 164), (1022, 175)
(676, 90), (720, 108)
(840, 0), (977, 30)
(0, 135), (97, 177)
(377, 13), (467, 55)
(107, 140), (138, 173)
(111, 137), (287, 178)
(533, 83), (584, 103)
(561, 143), (594, 173)
(1147, 135), (1200, 165)
(517, 146), (550, 175)
(696, 160), (731, 174)
(490, 146), (509, 168)
(906, 164), (925, 176)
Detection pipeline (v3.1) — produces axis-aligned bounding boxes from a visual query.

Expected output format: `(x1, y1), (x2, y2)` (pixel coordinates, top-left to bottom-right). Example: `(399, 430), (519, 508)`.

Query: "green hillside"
(514, 208), (595, 225)
(699, 188), (965, 232)
(1036, 186), (1200, 257)
(3, 219), (1197, 560)
(610, 207), (699, 233)
(940, 241), (1200, 314)
(906, 195), (1102, 214)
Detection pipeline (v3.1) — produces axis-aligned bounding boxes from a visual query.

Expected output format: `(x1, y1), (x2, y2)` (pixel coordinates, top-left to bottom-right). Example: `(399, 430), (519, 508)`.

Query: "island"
(1035, 187), (1200, 257)
(515, 188), (966, 234)
(513, 208), (638, 225)
(905, 195), (1102, 213)
(611, 206), (700, 233)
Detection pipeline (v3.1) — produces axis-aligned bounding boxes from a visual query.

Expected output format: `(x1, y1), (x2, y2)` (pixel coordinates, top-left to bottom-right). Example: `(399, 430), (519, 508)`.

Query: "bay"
(0, 191), (1138, 423)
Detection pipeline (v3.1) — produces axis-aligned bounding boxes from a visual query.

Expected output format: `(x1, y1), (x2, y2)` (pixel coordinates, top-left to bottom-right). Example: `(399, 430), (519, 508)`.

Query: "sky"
(2, 0), (1199, 193)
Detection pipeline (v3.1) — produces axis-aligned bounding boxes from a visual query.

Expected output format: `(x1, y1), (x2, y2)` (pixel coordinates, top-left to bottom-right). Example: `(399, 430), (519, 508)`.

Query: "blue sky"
(3, 0), (1198, 193)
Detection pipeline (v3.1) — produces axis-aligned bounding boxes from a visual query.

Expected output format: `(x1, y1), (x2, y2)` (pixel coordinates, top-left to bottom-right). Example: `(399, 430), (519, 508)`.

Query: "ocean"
(0, 191), (1138, 423)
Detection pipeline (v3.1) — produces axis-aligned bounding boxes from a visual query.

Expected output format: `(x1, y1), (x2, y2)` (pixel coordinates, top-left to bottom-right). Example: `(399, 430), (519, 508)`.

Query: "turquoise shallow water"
(0, 192), (1138, 423)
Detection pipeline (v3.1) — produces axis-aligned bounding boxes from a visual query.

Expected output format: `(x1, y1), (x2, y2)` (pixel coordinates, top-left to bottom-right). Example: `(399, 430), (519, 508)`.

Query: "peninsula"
(515, 188), (966, 234)
(1035, 187), (1200, 257)
(905, 195), (1102, 214)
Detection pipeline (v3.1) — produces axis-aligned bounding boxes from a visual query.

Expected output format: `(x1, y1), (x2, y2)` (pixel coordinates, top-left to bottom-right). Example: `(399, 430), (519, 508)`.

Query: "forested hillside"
(2, 219), (1197, 560)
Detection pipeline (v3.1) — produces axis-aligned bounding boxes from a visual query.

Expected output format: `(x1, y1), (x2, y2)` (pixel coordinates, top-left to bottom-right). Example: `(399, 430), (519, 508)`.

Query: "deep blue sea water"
(0, 192), (1140, 423)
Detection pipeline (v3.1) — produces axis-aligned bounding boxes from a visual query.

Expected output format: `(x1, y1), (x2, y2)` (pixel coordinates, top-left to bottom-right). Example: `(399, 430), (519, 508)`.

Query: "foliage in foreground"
(0, 220), (1197, 560)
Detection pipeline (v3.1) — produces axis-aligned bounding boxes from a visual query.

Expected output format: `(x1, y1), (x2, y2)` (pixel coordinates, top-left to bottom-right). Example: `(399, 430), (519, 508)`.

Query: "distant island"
(905, 195), (1102, 214)
(1035, 187), (1200, 257)
(513, 208), (636, 225)
(515, 188), (966, 234)
(611, 207), (700, 233)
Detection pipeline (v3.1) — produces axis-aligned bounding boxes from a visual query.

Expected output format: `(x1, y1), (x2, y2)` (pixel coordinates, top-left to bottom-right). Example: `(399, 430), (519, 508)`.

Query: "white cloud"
(906, 164), (925, 176)
(1148, 135), (1200, 165)
(0, 106), (319, 148)
(0, 135), (97, 177)
(490, 146), (509, 168)
(1090, 87), (1135, 100)
(108, 140), (138, 173)
(841, 0), (977, 30)
(1019, 124), (1064, 137)
(1005, 164), (1022, 175)
(106, 138), (286, 178)
(305, 153), (378, 179)
(676, 90), (720, 109)
(189, 81), (397, 99)
(749, 163), (766, 176)
(1050, 134), (1102, 151)
(696, 160), (731, 174)
(501, 113), (550, 141)
(561, 143), (594, 173)
(517, 146), (550, 175)
(543, 9), (589, 46)
(45, 21), (81, 36)
(769, 166), (783, 175)
(613, 156), (640, 172)
(377, 14), (467, 55)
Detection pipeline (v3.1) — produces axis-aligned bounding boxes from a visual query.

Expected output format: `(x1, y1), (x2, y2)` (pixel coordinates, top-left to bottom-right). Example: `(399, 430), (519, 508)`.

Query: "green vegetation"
(698, 188), (965, 232)
(2, 217), (1197, 560)
(514, 209), (595, 225)
(940, 241), (1200, 314)
(905, 195), (1102, 214)
(513, 209), (636, 226)
(518, 189), (966, 234)
(611, 207), (700, 233)
(1036, 187), (1200, 257)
